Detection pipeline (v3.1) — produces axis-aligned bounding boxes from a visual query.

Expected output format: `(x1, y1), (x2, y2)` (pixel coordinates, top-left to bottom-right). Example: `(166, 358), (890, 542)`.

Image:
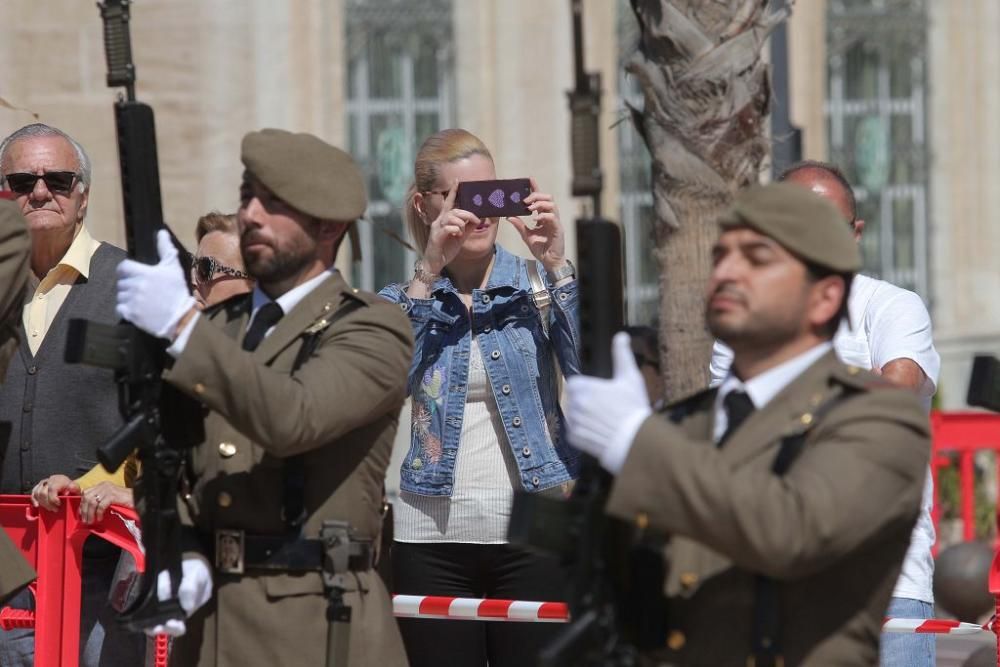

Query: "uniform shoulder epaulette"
(663, 386), (716, 424)
(304, 290), (368, 335)
(341, 286), (376, 306)
(830, 363), (895, 392)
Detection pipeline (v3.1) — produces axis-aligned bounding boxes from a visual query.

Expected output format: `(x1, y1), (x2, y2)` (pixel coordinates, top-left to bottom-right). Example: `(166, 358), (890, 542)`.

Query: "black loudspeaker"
(968, 354), (1000, 412)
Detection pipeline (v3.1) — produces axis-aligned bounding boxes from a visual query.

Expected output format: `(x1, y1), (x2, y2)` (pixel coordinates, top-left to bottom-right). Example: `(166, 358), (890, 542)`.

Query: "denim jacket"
(379, 245), (581, 496)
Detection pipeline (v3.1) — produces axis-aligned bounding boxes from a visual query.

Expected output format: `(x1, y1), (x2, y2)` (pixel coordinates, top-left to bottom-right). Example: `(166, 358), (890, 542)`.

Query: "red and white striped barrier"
(392, 595), (568, 623)
(882, 618), (989, 635)
(392, 596), (990, 636)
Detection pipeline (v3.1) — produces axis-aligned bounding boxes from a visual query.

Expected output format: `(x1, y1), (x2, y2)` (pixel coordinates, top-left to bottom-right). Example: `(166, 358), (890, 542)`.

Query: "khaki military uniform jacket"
(607, 352), (930, 666)
(0, 200), (34, 604)
(163, 272), (413, 667)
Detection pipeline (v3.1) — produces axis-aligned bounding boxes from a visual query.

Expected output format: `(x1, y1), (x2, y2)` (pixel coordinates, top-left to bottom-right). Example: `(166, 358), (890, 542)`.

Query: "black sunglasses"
(188, 254), (251, 284)
(3, 171), (79, 196)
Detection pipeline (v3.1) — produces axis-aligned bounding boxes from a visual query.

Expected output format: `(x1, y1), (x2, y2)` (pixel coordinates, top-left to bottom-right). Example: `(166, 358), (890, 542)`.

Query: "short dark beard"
(244, 246), (312, 285)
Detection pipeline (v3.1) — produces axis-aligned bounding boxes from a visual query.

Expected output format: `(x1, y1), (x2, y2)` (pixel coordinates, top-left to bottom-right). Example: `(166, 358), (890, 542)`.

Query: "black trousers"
(392, 541), (568, 667)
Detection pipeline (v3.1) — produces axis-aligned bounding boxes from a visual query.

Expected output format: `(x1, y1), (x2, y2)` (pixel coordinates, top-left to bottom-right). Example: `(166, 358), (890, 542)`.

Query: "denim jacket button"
(481, 294), (491, 304)
(522, 447), (531, 457)
(512, 416), (522, 427)
(400, 303), (410, 312)
(559, 292), (568, 301)
(411, 458), (424, 470)
(491, 350), (501, 360)
(502, 384), (511, 395)
(484, 325), (492, 333)
(531, 476), (540, 486)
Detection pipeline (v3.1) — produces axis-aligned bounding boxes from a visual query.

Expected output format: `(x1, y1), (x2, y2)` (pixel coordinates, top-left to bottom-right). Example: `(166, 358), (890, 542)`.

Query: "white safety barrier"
(881, 618), (989, 635)
(392, 595), (990, 637)
(392, 595), (568, 623)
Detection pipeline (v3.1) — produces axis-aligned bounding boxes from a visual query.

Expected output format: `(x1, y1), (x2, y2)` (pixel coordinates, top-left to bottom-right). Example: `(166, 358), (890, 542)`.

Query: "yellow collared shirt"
(23, 225), (101, 355)
(22, 227), (135, 490)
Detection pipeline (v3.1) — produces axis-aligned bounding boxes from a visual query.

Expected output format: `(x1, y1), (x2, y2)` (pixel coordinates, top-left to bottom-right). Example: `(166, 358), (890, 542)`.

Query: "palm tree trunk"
(627, 0), (788, 399)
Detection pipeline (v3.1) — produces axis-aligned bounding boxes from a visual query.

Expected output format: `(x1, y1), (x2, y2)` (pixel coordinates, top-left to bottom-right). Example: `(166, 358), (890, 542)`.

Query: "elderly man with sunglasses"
(0, 124), (145, 666)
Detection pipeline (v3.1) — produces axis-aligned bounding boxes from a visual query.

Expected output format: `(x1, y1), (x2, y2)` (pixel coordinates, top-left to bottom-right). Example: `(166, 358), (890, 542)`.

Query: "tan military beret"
(241, 128), (367, 222)
(719, 182), (861, 273)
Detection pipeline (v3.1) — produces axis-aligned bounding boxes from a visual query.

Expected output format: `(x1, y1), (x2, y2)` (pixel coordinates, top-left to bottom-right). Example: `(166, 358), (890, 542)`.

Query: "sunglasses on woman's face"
(189, 254), (251, 284)
(2, 171), (79, 196)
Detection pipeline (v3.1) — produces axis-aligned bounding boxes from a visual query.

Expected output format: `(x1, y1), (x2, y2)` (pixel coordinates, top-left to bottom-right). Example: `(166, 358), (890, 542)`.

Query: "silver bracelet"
(413, 260), (440, 285)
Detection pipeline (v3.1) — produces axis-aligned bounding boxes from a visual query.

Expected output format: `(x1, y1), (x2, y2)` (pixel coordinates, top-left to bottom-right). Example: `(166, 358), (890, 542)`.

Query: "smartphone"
(455, 178), (532, 218)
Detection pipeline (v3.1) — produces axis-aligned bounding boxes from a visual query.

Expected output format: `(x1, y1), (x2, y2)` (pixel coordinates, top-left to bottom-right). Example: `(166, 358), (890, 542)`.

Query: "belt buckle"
(215, 529), (245, 574)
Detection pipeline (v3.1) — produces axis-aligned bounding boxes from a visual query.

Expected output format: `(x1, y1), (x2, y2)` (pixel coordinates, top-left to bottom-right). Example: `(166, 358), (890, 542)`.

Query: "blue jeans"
(880, 597), (935, 667)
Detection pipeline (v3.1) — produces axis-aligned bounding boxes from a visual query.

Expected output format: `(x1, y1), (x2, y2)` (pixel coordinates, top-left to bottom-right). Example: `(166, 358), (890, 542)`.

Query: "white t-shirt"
(709, 274), (940, 603)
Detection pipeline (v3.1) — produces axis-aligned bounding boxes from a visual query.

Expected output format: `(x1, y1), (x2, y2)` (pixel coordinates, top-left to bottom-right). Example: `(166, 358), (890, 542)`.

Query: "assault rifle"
(507, 2), (641, 665)
(64, 0), (204, 632)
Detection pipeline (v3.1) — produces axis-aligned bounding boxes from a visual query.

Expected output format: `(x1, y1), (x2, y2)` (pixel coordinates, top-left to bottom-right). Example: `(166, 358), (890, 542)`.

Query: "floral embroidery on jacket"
(415, 366), (445, 463)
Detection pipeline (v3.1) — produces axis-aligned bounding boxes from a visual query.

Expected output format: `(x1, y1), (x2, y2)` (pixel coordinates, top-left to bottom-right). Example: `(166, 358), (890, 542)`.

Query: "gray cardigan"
(0, 242), (126, 493)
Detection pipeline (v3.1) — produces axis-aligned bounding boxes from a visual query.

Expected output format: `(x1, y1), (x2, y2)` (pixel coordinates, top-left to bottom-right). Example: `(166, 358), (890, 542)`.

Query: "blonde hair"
(195, 211), (238, 242)
(404, 129), (493, 254)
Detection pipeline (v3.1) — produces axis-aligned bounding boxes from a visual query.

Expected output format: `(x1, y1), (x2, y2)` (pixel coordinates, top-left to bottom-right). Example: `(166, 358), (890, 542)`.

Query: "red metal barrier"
(930, 411), (1000, 551)
(0, 494), (146, 667)
(929, 411), (1000, 667)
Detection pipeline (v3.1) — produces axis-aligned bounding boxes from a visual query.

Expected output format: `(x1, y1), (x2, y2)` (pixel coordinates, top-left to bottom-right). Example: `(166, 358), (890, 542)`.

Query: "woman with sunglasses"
(379, 129), (580, 667)
(191, 211), (254, 308)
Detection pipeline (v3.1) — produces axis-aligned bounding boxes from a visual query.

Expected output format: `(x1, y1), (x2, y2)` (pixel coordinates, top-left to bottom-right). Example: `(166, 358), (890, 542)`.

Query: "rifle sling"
(283, 299), (364, 532)
(750, 388), (858, 665)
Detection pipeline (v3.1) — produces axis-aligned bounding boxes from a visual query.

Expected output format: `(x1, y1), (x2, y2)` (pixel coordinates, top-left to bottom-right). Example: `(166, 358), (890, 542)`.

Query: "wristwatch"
(547, 260), (576, 283)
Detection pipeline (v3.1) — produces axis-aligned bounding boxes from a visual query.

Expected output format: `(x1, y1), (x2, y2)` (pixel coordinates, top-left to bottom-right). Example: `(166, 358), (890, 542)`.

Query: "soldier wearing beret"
(566, 183), (931, 665)
(0, 199), (36, 606)
(115, 129), (413, 666)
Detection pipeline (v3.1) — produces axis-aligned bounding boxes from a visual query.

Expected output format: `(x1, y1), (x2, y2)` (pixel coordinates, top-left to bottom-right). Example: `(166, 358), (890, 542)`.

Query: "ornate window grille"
(826, 0), (929, 297)
(345, 0), (454, 292)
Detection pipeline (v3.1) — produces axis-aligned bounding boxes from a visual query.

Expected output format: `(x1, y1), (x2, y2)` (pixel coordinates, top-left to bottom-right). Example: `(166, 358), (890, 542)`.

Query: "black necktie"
(242, 302), (284, 351)
(719, 390), (755, 447)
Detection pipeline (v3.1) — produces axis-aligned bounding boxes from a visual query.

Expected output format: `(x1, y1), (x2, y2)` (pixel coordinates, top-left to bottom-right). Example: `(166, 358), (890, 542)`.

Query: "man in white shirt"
(710, 161), (940, 667)
(566, 183), (930, 665)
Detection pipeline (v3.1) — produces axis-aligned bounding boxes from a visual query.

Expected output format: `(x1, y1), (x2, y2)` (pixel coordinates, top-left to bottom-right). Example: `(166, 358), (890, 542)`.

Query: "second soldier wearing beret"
(565, 182), (930, 665)
(115, 129), (413, 666)
(0, 199), (36, 607)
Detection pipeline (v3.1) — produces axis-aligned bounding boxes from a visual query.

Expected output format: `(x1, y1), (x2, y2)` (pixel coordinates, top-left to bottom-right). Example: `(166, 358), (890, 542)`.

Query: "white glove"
(143, 552), (214, 638)
(116, 229), (196, 339)
(566, 332), (652, 474)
